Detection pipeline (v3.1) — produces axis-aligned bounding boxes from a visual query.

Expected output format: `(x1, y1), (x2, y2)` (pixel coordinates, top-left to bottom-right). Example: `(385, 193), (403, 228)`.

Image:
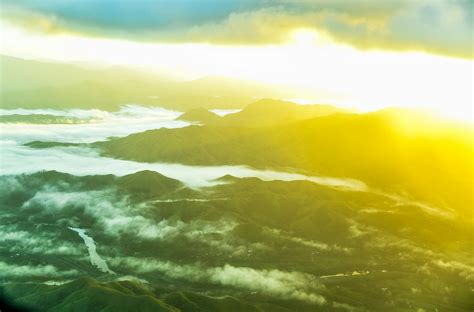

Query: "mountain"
(1, 277), (177, 312)
(168, 98), (350, 128)
(117, 170), (184, 197)
(0, 55), (105, 92)
(161, 291), (264, 312)
(1, 171), (472, 311)
(0, 54), (172, 90)
(177, 108), (221, 124)
(0, 114), (85, 124)
(0, 55), (308, 111)
(218, 99), (350, 127)
(1, 277), (290, 312)
(96, 107), (473, 215)
(9, 170), (186, 200)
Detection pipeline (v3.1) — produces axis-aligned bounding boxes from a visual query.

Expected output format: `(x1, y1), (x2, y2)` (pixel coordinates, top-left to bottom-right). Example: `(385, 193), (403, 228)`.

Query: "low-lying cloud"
(14, 186), (242, 255)
(0, 225), (82, 256)
(1, 104), (368, 190)
(432, 259), (474, 281)
(0, 261), (78, 278)
(0, 105), (187, 143)
(1, 143), (368, 189)
(111, 257), (326, 305)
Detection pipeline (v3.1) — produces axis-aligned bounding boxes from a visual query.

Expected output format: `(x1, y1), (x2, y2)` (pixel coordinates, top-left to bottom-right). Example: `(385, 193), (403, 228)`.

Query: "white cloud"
(0, 105), (187, 144)
(264, 227), (351, 253)
(432, 259), (474, 281)
(111, 257), (326, 304)
(0, 143), (368, 189)
(0, 225), (82, 256)
(0, 261), (78, 278)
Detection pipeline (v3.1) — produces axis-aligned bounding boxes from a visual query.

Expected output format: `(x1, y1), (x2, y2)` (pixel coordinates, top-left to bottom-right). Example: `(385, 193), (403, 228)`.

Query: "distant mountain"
(218, 99), (350, 127)
(177, 108), (221, 124)
(0, 114), (85, 124)
(96, 107), (473, 215)
(25, 141), (81, 149)
(0, 54), (167, 94)
(175, 99), (347, 127)
(0, 55), (307, 111)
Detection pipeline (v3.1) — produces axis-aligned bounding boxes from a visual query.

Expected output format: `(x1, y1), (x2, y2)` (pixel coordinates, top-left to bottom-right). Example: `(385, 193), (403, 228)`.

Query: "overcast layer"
(1, 0), (472, 58)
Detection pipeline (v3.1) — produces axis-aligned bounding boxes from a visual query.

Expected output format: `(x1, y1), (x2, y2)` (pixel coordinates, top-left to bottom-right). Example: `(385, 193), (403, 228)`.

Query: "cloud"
(432, 259), (474, 281)
(14, 185), (243, 254)
(0, 105), (186, 144)
(0, 225), (83, 256)
(1, 0), (472, 58)
(0, 261), (78, 278)
(263, 227), (352, 253)
(367, 235), (436, 260)
(103, 214), (236, 244)
(111, 257), (326, 304)
(0, 104), (363, 191)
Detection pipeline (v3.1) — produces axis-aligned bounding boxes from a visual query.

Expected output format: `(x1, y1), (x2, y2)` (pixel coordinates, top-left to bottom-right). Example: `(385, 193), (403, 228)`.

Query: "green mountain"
(1, 171), (472, 311)
(1, 277), (177, 312)
(2, 55), (472, 311)
(117, 170), (184, 198)
(1, 277), (293, 312)
(177, 108), (221, 124)
(0, 55), (308, 111)
(0, 55), (112, 92)
(0, 114), (85, 124)
(218, 99), (350, 127)
(96, 106), (473, 215)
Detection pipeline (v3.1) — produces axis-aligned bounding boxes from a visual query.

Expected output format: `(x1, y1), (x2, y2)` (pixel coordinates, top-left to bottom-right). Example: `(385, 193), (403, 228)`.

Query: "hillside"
(0, 55), (308, 111)
(1, 277), (177, 312)
(96, 108), (473, 215)
(1, 277), (289, 312)
(177, 108), (221, 124)
(0, 114), (85, 124)
(1, 171), (472, 311)
(175, 99), (346, 126)
(117, 170), (184, 198)
(217, 99), (350, 127)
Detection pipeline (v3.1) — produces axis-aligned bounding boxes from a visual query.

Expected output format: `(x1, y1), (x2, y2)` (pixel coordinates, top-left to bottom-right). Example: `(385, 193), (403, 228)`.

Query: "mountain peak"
(117, 170), (183, 195)
(178, 108), (221, 124)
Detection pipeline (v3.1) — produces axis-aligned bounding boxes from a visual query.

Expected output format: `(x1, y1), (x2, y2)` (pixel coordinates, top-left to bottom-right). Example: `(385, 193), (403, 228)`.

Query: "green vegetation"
(25, 141), (80, 149)
(0, 171), (472, 311)
(215, 99), (350, 127)
(177, 108), (221, 124)
(1, 277), (297, 312)
(177, 99), (349, 127)
(96, 104), (473, 216)
(0, 56), (307, 111)
(2, 55), (473, 312)
(1, 277), (177, 312)
(0, 114), (86, 124)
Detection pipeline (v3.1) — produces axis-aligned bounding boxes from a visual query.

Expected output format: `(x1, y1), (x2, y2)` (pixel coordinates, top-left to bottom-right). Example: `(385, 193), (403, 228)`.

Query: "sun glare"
(1, 21), (472, 122)
(292, 29), (318, 47)
(0, 2), (473, 310)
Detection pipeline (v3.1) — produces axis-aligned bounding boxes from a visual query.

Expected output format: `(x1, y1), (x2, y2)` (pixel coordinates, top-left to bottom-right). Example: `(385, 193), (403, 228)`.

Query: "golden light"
(1, 21), (472, 123)
(291, 29), (317, 47)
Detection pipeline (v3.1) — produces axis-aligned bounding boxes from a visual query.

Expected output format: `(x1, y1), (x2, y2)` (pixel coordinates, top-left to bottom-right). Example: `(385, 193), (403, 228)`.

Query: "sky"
(0, 0), (472, 121)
